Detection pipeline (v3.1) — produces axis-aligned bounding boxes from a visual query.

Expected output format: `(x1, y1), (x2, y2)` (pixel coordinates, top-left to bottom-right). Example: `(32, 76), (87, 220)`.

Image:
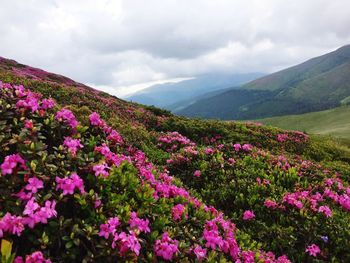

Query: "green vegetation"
(0, 56), (350, 262)
(259, 106), (350, 142)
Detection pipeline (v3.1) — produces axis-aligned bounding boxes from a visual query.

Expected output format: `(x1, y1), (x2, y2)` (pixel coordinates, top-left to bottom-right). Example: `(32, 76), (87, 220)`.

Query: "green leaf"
(65, 241), (74, 249)
(1, 239), (12, 260)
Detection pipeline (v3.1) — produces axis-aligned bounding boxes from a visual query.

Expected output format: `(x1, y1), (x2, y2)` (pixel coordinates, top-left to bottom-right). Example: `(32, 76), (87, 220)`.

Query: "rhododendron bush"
(0, 83), (292, 262)
(163, 127), (350, 261)
(0, 59), (350, 262)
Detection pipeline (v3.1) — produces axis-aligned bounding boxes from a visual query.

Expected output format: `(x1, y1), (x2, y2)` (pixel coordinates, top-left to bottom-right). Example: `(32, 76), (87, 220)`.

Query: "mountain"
(258, 105), (350, 143)
(126, 72), (264, 109)
(0, 56), (350, 262)
(177, 45), (350, 120)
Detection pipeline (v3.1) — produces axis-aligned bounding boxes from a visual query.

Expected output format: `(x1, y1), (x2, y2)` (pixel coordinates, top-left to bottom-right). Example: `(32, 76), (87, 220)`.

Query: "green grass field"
(259, 106), (350, 143)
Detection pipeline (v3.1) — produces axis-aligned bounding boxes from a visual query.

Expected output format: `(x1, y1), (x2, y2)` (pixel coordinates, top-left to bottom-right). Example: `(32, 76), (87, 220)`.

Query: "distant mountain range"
(177, 44), (350, 120)
(126, 73), (264, 110)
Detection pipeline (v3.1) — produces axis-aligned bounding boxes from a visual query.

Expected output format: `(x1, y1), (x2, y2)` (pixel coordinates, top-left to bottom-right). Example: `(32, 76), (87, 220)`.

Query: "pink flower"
(24, 251), (51, 263)
(13, 257), (24, 263)
(243, 210), (255, 221)
(116, 231), (141, 256)
(0, 213), (25, 237)
(276, 255), (291, 263)
(55, 172), (85, 195)
(93, 163), (109, 177)
(16, 92), (40, 112)
(277, 133), (289, 143)
(338, 194), (350, 211)
(228, 158), (236, 165)
(203, 229), (222, 249)
(14, 85), (27, 97)
(1, 154), (26, 175)
(70, 173), (85, 193)
(318, 205), (332, 217)
(94, 194), (102, 208)
(13, 188), (33, 201)
(63, 137), (83, 156)
(23, 198), (40, 215)
(25, 177), (44, 193)
(242, 144), (253, 151)
(55, 108), (78, 130)
(193, 245), (207, 261)
(194, 170), (201, 177)
(22, 199), (56, 229)
(283, 192), (304, 209)
(305, 244), (320, 257)
(99, 217), (120, 239)
(264, 199), (278, 209)
(204, 147), (214, 155)
(242, 251), (255, 263)
(172, 204), (186, 221)
(154, 232), (179, 261)
(89, 112), (104, 126)
(129, 212), (150, 233)
(107, 130), (124, 145)
(233, 143), (241, 151)
(24, 120), (34, 130)
(41, 98), (55, 110)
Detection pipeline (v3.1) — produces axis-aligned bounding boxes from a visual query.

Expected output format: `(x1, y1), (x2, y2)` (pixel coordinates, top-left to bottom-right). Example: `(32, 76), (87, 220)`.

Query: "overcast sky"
(1, 0), (350, 97)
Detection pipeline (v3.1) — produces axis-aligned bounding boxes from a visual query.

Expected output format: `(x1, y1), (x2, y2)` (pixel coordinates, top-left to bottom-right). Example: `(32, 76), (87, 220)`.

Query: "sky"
(1, 0), (350, 97)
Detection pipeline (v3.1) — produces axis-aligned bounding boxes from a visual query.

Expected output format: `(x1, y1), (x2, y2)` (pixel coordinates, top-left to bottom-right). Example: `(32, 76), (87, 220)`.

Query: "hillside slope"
(258, 106), (350, 141)
(0, 57), (350, 262)
(177, 45), (350, 119)
(245, 45), (350, 92)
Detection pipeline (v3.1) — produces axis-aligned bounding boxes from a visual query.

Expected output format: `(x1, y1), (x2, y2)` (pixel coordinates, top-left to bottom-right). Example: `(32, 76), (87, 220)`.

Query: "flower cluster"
(93, 163), (109, 177)
(99, 216), (142, 256)
(154, 232), (180, 261)
(158, 132), (194, 152)
(1, 154), (26, 175)
(89, 112), (105, 126)
(55, 108), (78, 130)
(15, 91), (40, 112)
(128, 212), (150, 233)
(22, 199), (57, 228)
(99, 217), (121, 239)
(193, 245), (207, 261)
(55, 172), (85, 195)
(14, 251), (51, 263)
(233, 143), (253, 152)
(171, 204), (187, 221)
(242, 210), (255, 221)
(63, 137), (83, 156)
(305, 243), (321, 257)
(2, 79), (347, 262)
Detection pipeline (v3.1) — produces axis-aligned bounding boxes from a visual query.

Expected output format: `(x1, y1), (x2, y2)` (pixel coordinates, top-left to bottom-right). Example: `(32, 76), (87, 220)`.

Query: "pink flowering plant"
(0, 82), (294, 262)
(164, 124), (350, 261)
(0, 59), (349, 263)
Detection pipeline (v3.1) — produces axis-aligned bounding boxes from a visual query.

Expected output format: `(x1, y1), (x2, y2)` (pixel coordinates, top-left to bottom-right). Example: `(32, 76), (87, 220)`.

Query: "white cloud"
(0, 0), (350, 94)
(89, 77), (193, 98)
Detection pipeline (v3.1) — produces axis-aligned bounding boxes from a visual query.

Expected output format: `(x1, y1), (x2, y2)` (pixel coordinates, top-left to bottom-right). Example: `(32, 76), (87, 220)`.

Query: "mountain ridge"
(177, 45), (350, 120)
(127, 72), (265, 109)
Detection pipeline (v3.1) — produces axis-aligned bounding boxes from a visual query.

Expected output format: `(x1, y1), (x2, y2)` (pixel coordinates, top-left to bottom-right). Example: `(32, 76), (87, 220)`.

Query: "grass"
(258, 106), (350, 141)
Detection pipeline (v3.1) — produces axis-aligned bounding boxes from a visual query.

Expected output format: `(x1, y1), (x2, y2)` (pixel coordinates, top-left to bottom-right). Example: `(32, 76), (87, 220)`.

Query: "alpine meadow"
(0, 1), (350, 263)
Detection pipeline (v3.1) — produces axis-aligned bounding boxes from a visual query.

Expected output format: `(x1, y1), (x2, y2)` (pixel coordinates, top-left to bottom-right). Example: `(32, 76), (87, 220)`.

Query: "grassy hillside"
(245, 45), (350, 92)
(178, 45), (350, 120)
(0, 57), (350, 262)
(259, 106), (350, 141)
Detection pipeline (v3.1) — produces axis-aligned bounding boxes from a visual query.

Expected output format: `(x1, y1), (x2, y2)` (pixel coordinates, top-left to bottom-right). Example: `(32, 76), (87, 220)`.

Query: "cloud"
(0, 0), (350, 96)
